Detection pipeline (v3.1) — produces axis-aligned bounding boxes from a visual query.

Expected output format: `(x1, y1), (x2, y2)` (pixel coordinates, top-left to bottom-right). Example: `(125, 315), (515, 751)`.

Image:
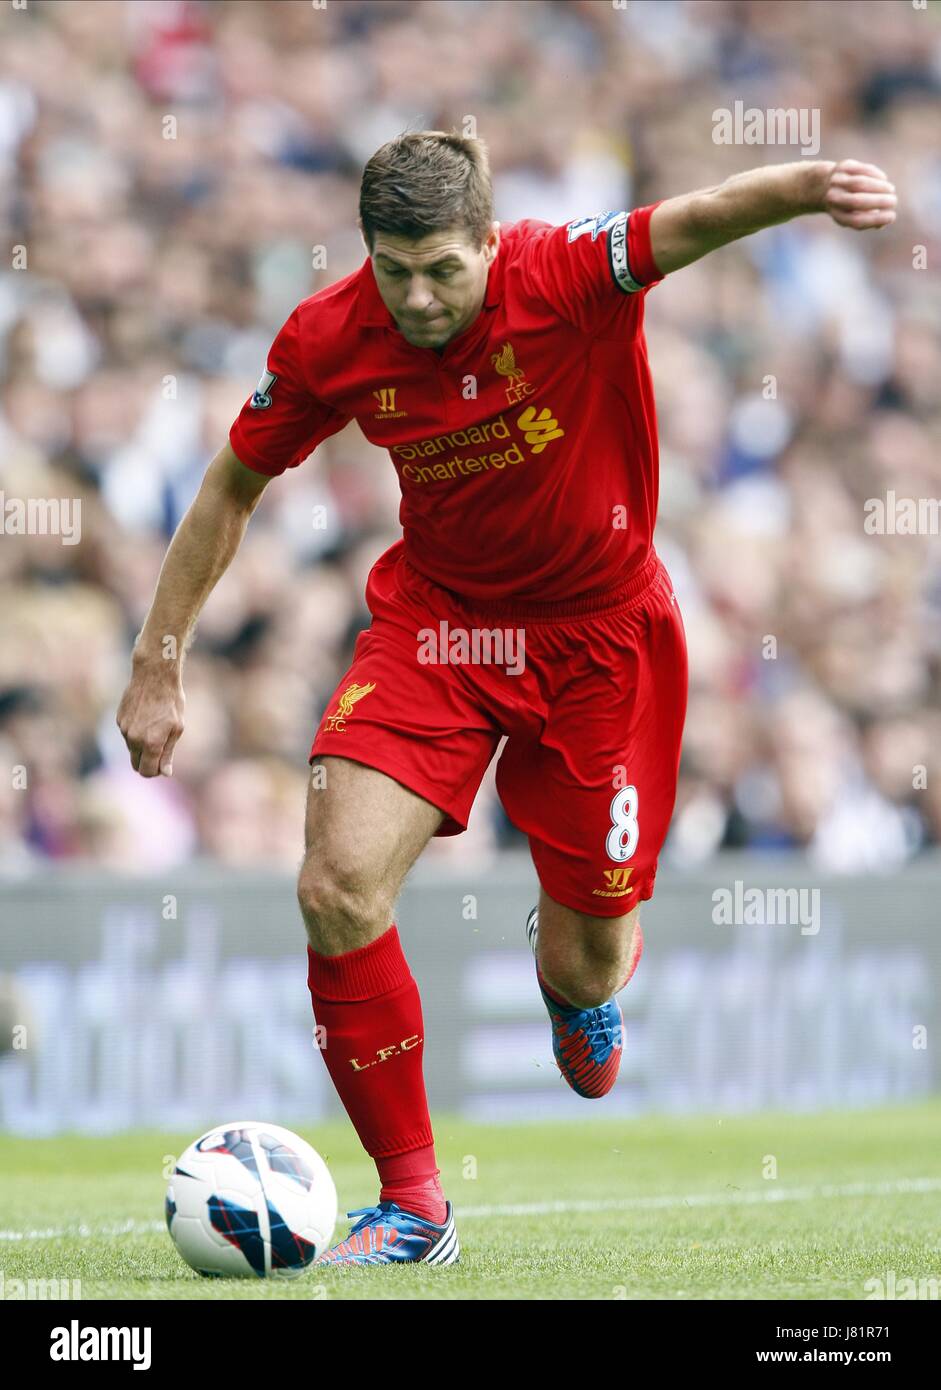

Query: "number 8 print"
(606, 785), (638, 862)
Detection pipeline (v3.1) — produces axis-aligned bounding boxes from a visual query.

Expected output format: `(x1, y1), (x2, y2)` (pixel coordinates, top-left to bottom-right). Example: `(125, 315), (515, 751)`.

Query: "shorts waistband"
(404, 550), (662, 622)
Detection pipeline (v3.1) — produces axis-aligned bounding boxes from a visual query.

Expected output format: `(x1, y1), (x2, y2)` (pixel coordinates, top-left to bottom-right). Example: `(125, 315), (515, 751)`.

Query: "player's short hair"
(359, 130), (494, 252)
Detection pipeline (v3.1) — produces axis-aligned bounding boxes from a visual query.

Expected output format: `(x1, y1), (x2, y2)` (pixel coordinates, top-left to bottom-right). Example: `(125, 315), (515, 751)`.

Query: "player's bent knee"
(296, 855), (391, 951)
(296, 857), (381, 922)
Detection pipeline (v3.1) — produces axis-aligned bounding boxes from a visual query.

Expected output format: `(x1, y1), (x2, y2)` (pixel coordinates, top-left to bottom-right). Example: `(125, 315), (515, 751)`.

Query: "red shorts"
(309, 541), (688, 917)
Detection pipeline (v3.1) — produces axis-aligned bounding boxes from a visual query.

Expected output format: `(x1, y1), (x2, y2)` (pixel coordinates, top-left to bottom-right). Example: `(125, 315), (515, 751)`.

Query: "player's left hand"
(823, 159), (897, 230)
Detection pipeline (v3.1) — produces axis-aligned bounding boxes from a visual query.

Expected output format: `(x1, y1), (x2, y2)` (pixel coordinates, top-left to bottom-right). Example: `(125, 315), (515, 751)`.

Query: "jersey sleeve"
(520, 202), (665, 336)
(228, 308), (351, 477)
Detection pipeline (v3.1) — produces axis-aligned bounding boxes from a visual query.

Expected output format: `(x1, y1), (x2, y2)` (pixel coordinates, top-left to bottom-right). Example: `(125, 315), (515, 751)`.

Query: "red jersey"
(229, 205), (665, 603)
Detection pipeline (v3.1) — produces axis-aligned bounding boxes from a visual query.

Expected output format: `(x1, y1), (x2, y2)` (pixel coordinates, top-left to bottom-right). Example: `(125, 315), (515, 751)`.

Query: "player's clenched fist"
(116, 660), (185, 778)
(822, 159), (897, 230)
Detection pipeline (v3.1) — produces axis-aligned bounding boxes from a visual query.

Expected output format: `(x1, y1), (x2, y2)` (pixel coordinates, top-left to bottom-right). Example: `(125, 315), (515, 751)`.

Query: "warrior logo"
(592, 867), (635, 899)
(373, 387), (407, 419)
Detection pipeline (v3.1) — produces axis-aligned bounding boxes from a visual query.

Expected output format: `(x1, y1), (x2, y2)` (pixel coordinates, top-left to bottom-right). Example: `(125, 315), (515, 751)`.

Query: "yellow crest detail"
(491, 342), (525, 383)
(491, 342), (535, 405)
(325, 681), (376, 732)
(516, 404), (564, 454)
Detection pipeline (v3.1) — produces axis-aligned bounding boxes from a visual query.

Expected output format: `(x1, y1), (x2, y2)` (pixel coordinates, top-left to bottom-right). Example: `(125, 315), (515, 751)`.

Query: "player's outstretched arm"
(116, 442), (270, 778)
(649, 159), (897, 275)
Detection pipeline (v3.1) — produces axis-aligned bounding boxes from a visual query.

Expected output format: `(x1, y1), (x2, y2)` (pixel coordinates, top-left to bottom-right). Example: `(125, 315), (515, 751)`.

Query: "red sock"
(307, 925), (446, 1225)
(376, 1146), (446, 1225)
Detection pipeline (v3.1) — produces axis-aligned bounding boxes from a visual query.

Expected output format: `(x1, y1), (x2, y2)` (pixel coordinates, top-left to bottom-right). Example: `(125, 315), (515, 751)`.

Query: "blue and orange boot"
(527, 906), (631, 1099)
(315, 1200), (459, 1267)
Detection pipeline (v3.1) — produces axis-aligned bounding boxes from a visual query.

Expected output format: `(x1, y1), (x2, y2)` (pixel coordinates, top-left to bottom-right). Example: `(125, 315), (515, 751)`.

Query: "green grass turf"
(1, 1103), (939, 1300)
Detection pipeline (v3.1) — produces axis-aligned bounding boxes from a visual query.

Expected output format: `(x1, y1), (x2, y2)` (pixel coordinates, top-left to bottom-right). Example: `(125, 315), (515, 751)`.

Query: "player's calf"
(537, 900), (643, 1009)
(527, 899), (644, 1100)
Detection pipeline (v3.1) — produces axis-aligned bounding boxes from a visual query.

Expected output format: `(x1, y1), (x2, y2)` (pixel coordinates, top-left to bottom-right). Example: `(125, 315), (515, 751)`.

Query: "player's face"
(368, 223), (500, 349)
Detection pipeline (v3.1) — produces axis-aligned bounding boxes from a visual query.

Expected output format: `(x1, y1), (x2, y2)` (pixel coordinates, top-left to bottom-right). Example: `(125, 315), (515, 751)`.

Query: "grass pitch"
(1, 1103), (939, 1300)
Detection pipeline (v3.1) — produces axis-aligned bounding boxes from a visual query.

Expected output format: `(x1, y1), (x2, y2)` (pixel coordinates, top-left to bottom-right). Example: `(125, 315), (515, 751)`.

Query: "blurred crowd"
(1, 0), (940, 878)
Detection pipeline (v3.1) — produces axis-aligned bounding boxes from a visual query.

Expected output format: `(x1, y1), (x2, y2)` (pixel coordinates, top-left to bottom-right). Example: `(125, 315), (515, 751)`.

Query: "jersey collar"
(356, 239), (505, 330)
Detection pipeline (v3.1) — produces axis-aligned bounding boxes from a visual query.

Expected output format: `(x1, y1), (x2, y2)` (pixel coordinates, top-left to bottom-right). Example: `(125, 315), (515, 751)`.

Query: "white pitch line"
(457, 1176), (941, 1219)
(1, 1177), (939, 1241)
(0, 1219), (165, 1242)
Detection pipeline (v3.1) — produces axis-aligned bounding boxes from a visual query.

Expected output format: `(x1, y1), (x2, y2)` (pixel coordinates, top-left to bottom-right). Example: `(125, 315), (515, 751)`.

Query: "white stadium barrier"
(1, 854), (938, 1133)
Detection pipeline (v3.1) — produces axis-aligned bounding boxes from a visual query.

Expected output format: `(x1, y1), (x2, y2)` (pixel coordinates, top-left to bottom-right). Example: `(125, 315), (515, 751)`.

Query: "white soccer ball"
(165, 1121), (337, 1278)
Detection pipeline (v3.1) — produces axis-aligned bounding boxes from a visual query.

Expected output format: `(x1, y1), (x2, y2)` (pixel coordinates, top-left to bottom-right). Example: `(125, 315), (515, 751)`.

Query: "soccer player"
(117, 132), (896, 1267)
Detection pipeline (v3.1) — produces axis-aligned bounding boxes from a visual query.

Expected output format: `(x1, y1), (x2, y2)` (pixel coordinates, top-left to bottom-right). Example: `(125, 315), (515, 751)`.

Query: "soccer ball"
(165, 1121), (337, 1278)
